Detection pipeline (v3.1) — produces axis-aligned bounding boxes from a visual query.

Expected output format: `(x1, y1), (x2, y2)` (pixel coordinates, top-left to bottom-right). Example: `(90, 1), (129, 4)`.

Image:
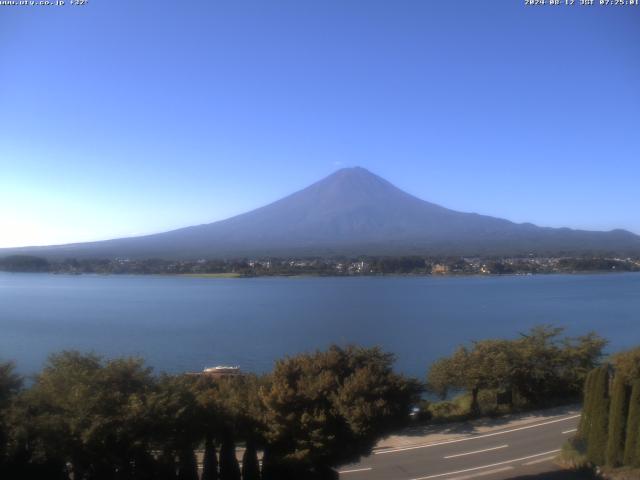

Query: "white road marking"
(522, 455), (557, 466)
(444, 445), (509, 459)
(338, 467), (373, 474)
(375, 415), (580, 455)
(447, 466), (514, 480)
(562, 428), (578, 434)
(410, 449), (561, 480)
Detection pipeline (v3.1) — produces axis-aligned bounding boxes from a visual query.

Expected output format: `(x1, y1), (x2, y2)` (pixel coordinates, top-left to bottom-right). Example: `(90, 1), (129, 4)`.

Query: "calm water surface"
(1, 272), (639, 377)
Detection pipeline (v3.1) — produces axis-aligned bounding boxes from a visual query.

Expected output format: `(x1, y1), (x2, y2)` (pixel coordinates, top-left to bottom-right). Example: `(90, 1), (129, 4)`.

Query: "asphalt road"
(338, 413), (581, 480)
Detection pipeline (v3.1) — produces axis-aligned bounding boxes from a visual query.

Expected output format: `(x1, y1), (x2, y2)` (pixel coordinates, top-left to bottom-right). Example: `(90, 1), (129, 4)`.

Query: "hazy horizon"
(2, 1), (639, 248)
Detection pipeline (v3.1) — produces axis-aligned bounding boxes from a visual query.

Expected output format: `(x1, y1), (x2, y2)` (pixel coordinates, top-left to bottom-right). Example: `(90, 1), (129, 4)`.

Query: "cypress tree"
(579, 368), (597, 440)
(260, 447), (276, 480)
(156, 452), (178, 480)
(132, 450), (157, 480)
(624, 381), (640, 467)
(241, 440), (260, 480)
(177, 448), (199, 480)
(219, 436), (241, 480)
(586, 366), (610, 466)
(201, 434), (219, 480)
(606, 373), (630, 466)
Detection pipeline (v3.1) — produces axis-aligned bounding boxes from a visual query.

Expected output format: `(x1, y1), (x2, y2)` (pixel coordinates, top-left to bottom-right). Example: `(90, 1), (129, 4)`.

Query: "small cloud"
(333, 161), (344, 167)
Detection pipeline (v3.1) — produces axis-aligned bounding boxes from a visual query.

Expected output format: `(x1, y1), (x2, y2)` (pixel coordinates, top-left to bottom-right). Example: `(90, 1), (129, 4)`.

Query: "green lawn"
(179, 272), (243, 278)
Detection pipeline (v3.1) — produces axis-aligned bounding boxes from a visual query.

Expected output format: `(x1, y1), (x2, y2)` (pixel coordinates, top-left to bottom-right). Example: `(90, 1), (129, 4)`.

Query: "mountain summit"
(4, 167), (640, 259)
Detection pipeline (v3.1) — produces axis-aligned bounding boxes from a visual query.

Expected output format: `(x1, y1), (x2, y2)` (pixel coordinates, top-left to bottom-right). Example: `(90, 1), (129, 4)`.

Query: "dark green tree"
(156, 451), (178, 480)
(201, 434), (219, 480)
(131, 449), (157, 480)
(14, 352), (155, 479)
(0, 255), (49, 272)
(623, 381), (640, 467)
(241, 440), (260, 480)
(0, 362), (22, 476)
(177, 448), (198, 480)
(586, 366), (610, 466)
(145, 375), (202, 468)
(578, 368), (597, 440)
(193, 374), (267, 479)
(428, 326), (606, 415)
(511, 327), (605, 406)
(0, 362), (21, 411)
(260, 447), (278, 480)
(612, 348), (640, 384)
(261, 345), (422, 473)
(219, 435), (241, 480)
(427, 340), (513, 414)
(606, 373), (630, 466)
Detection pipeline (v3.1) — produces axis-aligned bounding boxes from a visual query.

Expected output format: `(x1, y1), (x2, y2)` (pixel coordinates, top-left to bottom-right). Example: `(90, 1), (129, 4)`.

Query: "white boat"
(202, 365), (241, 375)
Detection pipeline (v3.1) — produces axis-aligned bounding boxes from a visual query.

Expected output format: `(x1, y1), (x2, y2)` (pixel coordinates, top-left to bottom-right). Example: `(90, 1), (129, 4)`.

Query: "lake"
(0, 272), (638, 378)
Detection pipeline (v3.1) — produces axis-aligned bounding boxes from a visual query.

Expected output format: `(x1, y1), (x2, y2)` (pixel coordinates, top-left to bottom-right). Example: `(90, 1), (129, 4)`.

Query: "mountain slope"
(3, 167), (640, 259)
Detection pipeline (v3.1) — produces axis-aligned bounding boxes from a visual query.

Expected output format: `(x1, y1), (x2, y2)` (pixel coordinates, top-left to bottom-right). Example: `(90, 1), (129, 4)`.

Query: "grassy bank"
(179, 272), (243, 278)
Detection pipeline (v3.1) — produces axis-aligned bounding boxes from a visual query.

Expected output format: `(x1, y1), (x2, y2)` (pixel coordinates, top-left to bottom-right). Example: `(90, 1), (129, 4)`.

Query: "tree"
(606, 373), (630, 467)
(0, 362), (22, 475)
(131, 449), (157, 480)
(623, 381), (640, 467)
(558, 332), (607, 395)
(177, 448), (198, 480)
(612, 348), (640, 384)
(144, 374), (204, 480)
(511, 327), (605, 406)
(0, 255), (49, 272)
(578, 368), (597, 440)
(156, 451), (178, 480)
(241, 440), (260, 480)
(427, 326), (606, 415)
(201, 434), (219, 480)
(192, 373), (266, 480)
(586, 366), (610, 466)
(14, 351), (156, 479)
(0, 362), (21, 411)
(261, 345), (422, 473)
(260, 447), (282, 480)
(219, 435), (241, 480)
(428, 340), (514, 414)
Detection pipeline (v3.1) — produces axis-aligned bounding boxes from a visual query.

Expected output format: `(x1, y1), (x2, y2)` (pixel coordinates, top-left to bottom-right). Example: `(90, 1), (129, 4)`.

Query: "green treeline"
(576, 348), (640, 469)
(426, 326), (606, 416)
(0, 255), (50, 272)
(0, 346), (421, 480)
(1, 254), (639, 276)
(0, 327), (619, 479)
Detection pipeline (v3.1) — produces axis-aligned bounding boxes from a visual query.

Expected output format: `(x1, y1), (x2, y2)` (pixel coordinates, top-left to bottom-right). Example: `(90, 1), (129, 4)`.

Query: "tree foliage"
(612, 348), (640, 384)
(427, 326), (606, 414)
(219, 435), (241, 480)
(177, 448), (198, 480)
(623, 381), (640, 467)
(260, 345), (422, 471)
(606, 373), (630, 466)
(0, 255), (49, 272)
(201, 434), (218, 480)
(579, 368), (597, 441)
(241, 441), (260, 480)
(14, 352), (156, 478)
(585, 366), (610, 466)
(0, 362), (22, 476)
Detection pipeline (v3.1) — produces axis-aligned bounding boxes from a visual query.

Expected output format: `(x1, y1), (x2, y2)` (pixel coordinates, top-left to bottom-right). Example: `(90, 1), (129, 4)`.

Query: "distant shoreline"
(2, 270), (639, 280)
(1, 253), (639, 277)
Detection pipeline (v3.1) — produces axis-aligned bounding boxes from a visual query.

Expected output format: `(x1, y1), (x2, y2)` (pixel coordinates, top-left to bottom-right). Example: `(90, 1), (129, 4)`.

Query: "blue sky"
(1, 0), (639, 247)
